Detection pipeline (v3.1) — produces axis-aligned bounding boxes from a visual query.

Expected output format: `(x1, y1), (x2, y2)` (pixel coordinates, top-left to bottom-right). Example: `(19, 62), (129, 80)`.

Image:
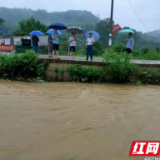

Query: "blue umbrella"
(29, 31), (44, 36)
(119, 29), (135, 34)
(46, 29), (62, 37)
(49, 23), (67, 30)
(85, 31), (100, 41)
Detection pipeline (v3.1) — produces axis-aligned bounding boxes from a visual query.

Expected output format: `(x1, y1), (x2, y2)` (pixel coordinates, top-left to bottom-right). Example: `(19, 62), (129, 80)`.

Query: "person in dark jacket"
(32, 35), (39, 55)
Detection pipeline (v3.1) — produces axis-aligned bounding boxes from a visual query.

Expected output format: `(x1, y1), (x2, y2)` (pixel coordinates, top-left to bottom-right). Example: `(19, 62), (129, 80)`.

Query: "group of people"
(47, 28), (95, 61)
(32, 30), (134, 61)
(32, 28), (95, 61)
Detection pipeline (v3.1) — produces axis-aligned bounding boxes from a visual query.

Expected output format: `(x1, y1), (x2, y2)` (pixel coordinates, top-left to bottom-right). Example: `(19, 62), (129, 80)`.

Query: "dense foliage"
(0, 50), (46, 78)
(0, 18), (5, 25)
(103, 51), (138, 83)
(68, 65), (105, 82)
(138, 69), (160, 84)
(112, 43), (126, 53)
(13, 16), (48, 35)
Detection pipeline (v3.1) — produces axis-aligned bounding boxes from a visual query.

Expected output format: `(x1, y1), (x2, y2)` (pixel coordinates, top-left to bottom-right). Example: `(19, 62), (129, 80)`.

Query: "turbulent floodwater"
(0, 80), (160, 160)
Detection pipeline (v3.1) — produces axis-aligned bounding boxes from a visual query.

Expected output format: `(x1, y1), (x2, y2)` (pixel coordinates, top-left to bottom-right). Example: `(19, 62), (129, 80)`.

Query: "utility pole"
(109, 0), (114, 49)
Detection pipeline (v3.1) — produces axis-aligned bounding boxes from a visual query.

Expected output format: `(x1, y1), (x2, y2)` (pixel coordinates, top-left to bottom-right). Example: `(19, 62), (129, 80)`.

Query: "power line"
(126, 0), (149, 32)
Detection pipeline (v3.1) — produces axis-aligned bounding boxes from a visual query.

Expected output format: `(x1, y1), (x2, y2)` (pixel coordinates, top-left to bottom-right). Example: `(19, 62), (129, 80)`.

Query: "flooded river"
(0, 80), (160, 160)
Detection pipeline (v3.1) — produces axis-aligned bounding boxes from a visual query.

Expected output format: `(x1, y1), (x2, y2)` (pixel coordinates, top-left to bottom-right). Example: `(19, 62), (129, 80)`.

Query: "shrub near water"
(138, 68), (160, 84)
(19, 50), (39, 77)
(68, 65), (105, 82)
(103, 51), (137, 83)
(0, 50), (46, 78)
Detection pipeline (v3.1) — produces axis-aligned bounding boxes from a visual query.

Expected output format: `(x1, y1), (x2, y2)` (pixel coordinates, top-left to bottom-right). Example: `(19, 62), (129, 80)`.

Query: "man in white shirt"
(69, 33), (77, 60)
(86, 33), (95, 61)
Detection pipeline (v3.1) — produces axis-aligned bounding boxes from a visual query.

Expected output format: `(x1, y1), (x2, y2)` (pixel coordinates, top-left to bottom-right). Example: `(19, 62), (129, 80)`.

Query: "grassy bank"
(1, 50), (160, 85)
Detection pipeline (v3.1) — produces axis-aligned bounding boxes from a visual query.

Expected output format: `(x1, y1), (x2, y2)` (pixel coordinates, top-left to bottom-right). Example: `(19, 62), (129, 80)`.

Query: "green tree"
(0, 18), (5, 35)
(13, 16), (48, 35)
(0, 18), (5, 25)
(95, 18), (117, 48)
(93, 41), (103, 56)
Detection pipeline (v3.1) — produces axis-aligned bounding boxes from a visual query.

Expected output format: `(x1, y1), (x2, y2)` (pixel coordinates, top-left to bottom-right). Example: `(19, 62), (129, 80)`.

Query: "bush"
(156, 47), (160, 52)
(68, 65), (83, 81)
(0, 50), (46, 78)
(93, 41), (103, 56)
(133, 52), (160, 60)
(59, 68), (65, 80)
(36, 63), (46, 77)
(142, 52), (160, 60)
(103, 51), (137, 83)
(68, 65), (105, 82)
(141, 46), (150, 54)
(132, 50), (141, 57)
(138, 69), (160, 84)
(76, 48), (86, 56)
(54, 67), (59, 81)
(20, 50), (39, 77)
(0, 54), (21, 77)
(112, 43), (126, 53)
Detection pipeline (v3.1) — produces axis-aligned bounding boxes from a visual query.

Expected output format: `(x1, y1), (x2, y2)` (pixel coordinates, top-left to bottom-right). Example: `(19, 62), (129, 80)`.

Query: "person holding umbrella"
(86, 33), (95, 61)
(30, 31), (44, 56)
(51, 28), (60, 59)
(49, 23), (67, 59)
(125, 32), (134, 54)
(66, 26), (84, 60)
(46, 29), (62, 58)
(69, 33), (77, 60)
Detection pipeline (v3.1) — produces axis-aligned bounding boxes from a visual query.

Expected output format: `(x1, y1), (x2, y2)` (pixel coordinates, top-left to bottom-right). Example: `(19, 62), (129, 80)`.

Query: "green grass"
(132, 52), (160, 60)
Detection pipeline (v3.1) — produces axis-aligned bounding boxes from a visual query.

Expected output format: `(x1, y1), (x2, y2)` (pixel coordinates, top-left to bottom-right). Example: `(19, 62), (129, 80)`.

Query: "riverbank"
(1, 50), (160, 85)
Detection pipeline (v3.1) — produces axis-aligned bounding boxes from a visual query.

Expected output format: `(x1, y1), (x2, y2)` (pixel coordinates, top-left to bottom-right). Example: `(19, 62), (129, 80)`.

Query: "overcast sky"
(1, 0), (160, 32)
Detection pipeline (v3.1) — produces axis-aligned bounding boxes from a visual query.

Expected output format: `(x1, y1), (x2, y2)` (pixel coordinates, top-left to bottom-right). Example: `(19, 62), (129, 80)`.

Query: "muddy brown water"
(0, 80), (160, 160)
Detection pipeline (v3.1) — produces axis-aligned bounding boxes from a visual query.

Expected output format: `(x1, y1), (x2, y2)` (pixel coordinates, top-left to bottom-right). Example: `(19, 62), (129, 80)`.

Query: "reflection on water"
(0, 79), (160, 160)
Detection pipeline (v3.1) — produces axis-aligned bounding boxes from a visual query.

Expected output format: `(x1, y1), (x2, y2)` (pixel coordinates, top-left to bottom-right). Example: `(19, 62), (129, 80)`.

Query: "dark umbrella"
(49, 23), (67, 30)
(66, 26), (84, 34)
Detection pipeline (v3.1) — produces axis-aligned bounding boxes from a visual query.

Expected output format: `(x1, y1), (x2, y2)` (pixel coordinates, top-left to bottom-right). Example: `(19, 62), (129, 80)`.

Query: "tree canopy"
(13, 16), (48, 35)
(0, 18), (5, 25)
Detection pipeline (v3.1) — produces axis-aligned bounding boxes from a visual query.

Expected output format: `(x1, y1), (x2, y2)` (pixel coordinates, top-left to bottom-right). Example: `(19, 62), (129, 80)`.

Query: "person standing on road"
(86, 33), (95, 61)
(52, 28), (60, 59)
(125, 32), (134, 54)
(48, 34), (53, 58)
(32, 35), (39, 56)
(69, 33), (77, 60)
